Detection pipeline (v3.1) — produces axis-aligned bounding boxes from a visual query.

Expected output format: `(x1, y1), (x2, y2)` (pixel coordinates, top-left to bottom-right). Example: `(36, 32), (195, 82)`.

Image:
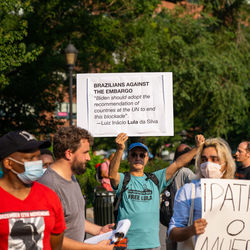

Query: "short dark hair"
(53, 126), (94, 159)
(40, 148), (53, 157)
(174, 145), (191, 161)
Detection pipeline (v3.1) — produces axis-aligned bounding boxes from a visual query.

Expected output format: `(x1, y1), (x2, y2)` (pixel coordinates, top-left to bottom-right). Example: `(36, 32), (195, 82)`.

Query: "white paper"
(195, 179), (250, 250)
(84, 219), (131, 244)
(77, 72), (173, 137)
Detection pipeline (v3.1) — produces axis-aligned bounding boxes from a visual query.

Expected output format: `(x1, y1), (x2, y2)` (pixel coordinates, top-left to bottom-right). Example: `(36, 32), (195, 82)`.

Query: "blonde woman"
(168, 138), (236, 247)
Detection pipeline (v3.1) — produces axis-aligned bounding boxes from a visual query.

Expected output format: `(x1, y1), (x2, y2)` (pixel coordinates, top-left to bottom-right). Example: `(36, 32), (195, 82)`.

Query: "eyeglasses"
(131, 152), (146, 159)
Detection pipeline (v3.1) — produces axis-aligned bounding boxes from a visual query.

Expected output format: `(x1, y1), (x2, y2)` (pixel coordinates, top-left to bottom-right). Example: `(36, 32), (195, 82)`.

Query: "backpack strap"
(113, 172), (131, 221)
(114, 172), (159, 222)
(145, 172), (159, 190)
(161, 168), (181, 194)
(188, 182), (196, 226)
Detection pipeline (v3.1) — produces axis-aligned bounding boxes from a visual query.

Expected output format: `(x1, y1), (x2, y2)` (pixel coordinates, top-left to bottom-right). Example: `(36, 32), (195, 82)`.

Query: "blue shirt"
(168, 179), (202, 236)
(114, 169), (170, 249)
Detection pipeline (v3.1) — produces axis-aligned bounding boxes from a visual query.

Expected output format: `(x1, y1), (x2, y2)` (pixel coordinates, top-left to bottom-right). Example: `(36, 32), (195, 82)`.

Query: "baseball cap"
(0, 130), (51, 161)
(128, 142), (150, 155)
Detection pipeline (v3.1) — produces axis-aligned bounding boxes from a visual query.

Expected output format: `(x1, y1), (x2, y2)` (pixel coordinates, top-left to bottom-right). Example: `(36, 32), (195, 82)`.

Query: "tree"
(0, 0), (248, 147)
(0, 0), (72, 135)
(108, 1), (249, 140)
(0, 0), (163, 136)
(202, 0), (247, 29)
(0, 0), (41, 89)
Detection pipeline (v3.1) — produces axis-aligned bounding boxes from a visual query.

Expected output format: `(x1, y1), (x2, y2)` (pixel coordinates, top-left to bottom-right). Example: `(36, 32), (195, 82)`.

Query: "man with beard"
(39, 126), (114, 250)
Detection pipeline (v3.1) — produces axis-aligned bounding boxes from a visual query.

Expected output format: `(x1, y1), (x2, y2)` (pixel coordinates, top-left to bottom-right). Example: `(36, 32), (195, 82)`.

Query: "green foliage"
(118, 160), (130, 173)
(0, 0), (249, 145)
(75, 151), (103, 207)
(92, 137), (117, 152)
(76, 155), (130, 207)
(0, 0), (42, 89)
(145, 118), (185, 157)
(201, 0), (247, 29)
(109, 4), (249, 141)
(0, 0), (67, 135)
(144, 158), (170, 172)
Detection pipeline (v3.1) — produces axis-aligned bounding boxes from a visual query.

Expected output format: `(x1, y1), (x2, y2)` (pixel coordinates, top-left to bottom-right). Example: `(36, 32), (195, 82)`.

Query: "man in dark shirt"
(235, 141), (250, 180)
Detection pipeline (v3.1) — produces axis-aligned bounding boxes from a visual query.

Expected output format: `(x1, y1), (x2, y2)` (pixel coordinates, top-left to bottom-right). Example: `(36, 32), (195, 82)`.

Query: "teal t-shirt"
(115, 168), (170, 249)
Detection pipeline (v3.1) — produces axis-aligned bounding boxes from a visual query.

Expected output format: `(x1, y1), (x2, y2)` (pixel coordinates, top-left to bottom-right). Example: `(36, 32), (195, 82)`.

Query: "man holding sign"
(168, 137), (236, 249)
(109, 133), (205, 250)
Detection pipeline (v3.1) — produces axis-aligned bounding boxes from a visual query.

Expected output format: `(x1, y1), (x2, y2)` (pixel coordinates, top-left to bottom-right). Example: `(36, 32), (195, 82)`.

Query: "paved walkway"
(85, 208), (94, 240)
(86, 207), (167, 249)
(86, 207), (94, 220)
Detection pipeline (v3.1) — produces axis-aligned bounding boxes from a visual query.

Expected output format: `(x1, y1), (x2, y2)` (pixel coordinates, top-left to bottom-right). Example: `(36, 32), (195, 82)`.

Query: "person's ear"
(246, 150), (250, 157)
(2, 158), (12, 170)
(65, 149), (72, 161)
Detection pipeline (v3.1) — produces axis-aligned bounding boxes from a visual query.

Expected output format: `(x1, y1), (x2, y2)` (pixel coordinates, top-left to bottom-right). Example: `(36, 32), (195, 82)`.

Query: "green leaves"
(0, 0), (249, 143)
(0, 0), (41, 89)
(110, 6), (249, 138)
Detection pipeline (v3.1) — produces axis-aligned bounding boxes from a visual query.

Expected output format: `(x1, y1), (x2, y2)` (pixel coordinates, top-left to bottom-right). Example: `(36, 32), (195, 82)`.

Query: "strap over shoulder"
(145, 172), (159, 190)
(188, 182), (196, 226)
(113, 172), (131, 221)
(123, 172), (131, 187)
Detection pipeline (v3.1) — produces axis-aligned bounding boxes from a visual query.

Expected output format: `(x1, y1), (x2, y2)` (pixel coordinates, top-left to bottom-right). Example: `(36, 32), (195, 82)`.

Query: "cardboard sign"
(77, 72), (173, 137)
(195, 179), (250, 250)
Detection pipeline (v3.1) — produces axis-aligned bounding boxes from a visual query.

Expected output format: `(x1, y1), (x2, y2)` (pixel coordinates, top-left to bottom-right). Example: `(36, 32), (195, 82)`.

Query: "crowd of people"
(0, 126), (249, 250)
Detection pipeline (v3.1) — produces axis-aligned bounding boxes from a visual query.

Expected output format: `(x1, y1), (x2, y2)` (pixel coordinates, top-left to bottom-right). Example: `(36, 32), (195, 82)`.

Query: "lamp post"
(65, 43), (78, 126)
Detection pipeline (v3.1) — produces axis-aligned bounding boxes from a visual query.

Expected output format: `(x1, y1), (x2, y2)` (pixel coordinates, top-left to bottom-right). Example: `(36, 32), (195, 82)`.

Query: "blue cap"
(128, 142), (150, 155)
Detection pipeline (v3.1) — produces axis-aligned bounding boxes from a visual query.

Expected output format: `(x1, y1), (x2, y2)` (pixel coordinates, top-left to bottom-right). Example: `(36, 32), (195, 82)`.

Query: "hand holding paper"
(84, 219), (131, 244)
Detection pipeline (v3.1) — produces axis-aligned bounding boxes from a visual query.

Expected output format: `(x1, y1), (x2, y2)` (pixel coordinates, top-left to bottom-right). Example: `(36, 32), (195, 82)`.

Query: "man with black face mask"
(0, 130), (66, 250)
(38, 126), (115, 250)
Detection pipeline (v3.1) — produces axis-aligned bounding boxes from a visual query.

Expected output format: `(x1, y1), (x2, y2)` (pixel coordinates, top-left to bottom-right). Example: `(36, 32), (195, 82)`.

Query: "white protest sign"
(77, 72), (173, 137)
(195, 179), (250, 250)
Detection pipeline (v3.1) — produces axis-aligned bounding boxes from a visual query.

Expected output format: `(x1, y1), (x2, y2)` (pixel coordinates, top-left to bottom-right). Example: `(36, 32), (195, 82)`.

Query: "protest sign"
(195, 179), (250, 250)
(77, 72), (173, 137)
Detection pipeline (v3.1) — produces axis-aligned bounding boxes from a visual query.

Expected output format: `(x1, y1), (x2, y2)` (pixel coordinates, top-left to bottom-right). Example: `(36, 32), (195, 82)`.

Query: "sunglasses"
(131, 152), (146, 159)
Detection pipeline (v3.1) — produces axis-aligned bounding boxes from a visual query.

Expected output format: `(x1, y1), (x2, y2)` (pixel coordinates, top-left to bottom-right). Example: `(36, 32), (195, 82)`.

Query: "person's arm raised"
(109, 133), (128, 188)
(165, 134), (205, 181)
